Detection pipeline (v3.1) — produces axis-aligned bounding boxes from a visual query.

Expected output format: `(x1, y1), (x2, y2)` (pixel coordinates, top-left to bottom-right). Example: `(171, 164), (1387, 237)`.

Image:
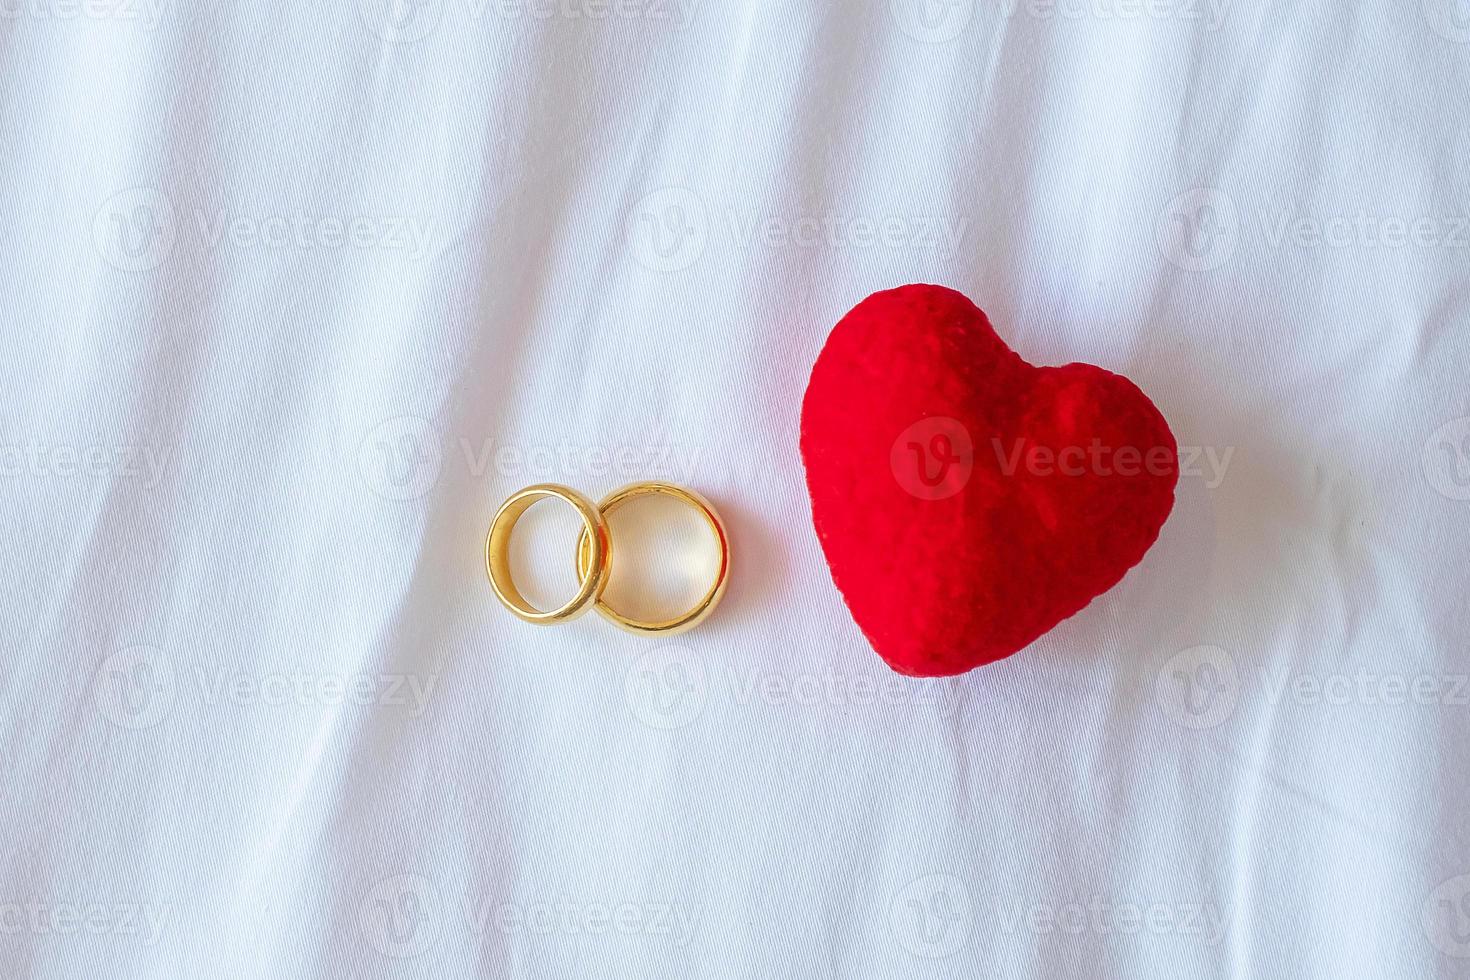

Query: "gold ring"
(576, 482), (730, 636)
(485, 484), (611, 624)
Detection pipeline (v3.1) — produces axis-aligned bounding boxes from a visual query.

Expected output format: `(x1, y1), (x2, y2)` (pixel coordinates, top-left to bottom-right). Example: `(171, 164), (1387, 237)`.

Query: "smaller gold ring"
(576, 482), (730, 636)
(486, 484), (611, 624)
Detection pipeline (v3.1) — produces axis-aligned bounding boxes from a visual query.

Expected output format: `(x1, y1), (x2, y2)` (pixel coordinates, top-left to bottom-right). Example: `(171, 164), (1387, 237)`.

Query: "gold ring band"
(485, 484), (611, 624)
(576, 482), (730, 636)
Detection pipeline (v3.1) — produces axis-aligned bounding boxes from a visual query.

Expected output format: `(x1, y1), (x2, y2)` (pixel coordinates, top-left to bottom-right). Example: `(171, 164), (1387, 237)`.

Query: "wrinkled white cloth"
(2, 1), (1469, 977)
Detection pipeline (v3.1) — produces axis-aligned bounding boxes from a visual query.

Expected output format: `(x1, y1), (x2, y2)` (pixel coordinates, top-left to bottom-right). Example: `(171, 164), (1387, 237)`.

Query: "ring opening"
(576, 483), (729, 635)
(487, 485), (610, 624)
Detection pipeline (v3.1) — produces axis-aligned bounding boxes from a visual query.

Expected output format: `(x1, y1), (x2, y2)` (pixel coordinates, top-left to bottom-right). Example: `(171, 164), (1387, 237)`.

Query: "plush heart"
(800, 284), (1179, 677)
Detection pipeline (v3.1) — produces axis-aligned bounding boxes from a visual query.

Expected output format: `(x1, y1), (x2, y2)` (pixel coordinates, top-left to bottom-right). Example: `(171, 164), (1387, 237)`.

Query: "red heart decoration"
(800, 285), (1179, 677)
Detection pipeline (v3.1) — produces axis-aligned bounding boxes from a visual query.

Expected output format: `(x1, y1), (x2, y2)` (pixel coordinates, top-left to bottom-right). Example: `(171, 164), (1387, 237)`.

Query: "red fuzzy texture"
(800, 285), (1179, 677)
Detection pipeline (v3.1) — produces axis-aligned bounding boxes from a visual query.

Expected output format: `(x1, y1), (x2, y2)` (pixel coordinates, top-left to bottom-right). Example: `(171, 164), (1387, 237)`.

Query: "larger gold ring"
(576, 482), (730, 636)
(486, 484), (611, 624)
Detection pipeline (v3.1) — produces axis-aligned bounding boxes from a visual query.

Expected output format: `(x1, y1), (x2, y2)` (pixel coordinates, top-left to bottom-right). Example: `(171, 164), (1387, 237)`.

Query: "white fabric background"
(3, 1), (1469, 977)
